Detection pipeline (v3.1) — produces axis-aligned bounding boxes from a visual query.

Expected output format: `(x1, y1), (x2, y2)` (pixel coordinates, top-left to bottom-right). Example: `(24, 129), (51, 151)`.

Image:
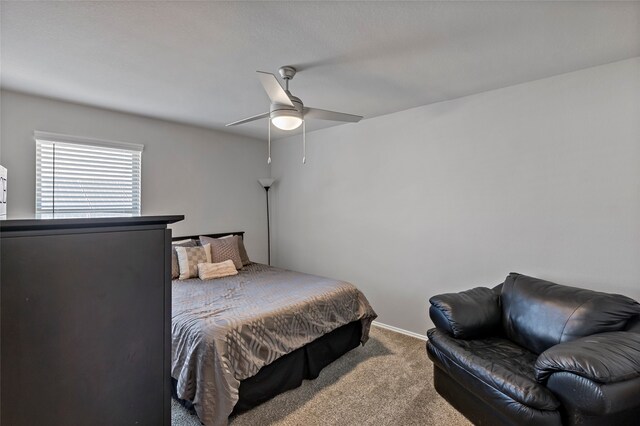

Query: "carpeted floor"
(171, 326), (471, 425)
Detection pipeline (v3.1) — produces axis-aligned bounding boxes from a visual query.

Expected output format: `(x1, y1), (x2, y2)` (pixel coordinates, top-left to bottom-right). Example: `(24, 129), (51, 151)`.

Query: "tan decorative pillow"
(197, 260), (238, 280)
(220, 235), (250, 266)
(199, 236), (243, 270)
(171, 239), (196, 279)
(235, 236), (251, 266)
(175, 244), (211, 280)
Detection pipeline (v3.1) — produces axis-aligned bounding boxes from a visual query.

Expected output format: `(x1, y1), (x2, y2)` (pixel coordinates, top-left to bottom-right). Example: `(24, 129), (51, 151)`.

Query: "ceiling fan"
(227, 66), (363, 163)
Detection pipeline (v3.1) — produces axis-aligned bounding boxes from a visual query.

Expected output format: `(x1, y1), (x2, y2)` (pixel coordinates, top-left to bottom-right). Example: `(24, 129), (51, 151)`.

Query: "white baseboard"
(371, 320), (428, 341)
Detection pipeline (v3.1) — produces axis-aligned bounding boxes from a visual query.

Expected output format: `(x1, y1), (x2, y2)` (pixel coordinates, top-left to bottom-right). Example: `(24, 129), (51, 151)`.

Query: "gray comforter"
(171, 263), (377, 426)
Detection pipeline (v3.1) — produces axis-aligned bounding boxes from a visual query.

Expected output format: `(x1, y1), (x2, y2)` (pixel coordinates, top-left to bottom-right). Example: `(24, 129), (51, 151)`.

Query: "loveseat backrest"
(500, 273), (640, 354)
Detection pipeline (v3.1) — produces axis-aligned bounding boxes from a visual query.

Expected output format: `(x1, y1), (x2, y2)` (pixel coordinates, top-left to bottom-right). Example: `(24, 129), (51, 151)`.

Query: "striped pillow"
(171, 239), (196, 279)
(175, 244), (211, 280)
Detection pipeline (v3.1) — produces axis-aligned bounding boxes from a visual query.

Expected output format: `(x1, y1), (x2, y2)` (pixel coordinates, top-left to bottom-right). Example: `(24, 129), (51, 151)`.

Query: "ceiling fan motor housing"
(270, 95), (303, 121)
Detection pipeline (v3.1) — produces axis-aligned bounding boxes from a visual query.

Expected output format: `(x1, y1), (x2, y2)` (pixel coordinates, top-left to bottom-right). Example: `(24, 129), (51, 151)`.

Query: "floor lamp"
(258, 178), (275, 265)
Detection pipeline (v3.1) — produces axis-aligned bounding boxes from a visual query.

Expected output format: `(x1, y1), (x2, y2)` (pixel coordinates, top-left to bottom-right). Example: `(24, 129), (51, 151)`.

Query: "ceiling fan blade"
(226, 112), (270, 127)
(304, 107), (362, 123)
(256, 71), (294, 107)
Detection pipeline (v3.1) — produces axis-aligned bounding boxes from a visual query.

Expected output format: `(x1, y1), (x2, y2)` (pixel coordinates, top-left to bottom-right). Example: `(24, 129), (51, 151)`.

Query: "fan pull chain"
(267, 118), (272, 164)
(302, 120), (306, 164)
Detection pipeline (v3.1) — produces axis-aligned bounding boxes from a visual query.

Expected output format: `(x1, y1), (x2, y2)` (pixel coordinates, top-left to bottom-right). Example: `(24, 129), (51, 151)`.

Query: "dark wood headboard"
(172, 231), (244, 242)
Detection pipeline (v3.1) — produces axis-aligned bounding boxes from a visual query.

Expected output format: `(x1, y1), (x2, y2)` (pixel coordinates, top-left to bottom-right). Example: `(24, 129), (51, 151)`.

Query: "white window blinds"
(35, 132), (143, 215)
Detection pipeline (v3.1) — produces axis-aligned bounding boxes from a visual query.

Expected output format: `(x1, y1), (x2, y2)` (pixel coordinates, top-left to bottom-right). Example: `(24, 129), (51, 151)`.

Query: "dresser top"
(0, 214), (184, 233)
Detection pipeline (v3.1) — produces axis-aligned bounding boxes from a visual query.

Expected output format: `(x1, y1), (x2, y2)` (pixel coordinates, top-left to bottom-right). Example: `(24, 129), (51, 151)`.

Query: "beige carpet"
(171, 326), (471, 425)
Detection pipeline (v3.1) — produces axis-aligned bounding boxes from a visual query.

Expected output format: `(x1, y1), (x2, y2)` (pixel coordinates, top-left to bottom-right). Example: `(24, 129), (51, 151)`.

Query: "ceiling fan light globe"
(271, 115), (302, 131)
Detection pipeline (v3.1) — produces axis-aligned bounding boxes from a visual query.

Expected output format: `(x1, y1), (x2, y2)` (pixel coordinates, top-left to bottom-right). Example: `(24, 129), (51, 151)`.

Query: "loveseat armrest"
(627, 315), (640, 333)
(429, 287), (501, 339)
(544, 372), (640, 417)
(535, 331), (640, 384)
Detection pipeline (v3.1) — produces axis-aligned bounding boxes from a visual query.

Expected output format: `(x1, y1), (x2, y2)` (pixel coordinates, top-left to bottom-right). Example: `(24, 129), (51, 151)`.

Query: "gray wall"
(270, 57), (640, 335)
(0, 90), (271, 262)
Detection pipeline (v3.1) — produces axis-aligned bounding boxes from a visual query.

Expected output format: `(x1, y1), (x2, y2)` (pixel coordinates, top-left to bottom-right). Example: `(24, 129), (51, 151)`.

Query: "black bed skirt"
(172, 320), (363, 419)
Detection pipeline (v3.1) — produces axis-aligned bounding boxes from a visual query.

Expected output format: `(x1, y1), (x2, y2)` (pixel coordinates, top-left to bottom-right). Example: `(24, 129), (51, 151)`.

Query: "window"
(35, 131), (143, 216)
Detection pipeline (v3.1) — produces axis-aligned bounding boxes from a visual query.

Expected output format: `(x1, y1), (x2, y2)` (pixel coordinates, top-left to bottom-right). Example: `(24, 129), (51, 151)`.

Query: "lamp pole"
(265, 185), (271, 265)
(258, 178), (275, 265)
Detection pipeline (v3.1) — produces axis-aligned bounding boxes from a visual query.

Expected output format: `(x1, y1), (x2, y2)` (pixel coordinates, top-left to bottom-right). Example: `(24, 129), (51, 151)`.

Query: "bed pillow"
(175, 244), (212, 280)
(236, 237), (250, 266)
(199, 235), (243, 270)
(198, 260), (238, 280)
(171, 239), (196, 279)
(219, 235), (250, 266)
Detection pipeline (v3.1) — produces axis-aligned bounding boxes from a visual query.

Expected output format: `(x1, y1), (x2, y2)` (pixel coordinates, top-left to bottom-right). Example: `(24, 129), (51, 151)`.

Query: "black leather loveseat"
(426, 273), (640, 426)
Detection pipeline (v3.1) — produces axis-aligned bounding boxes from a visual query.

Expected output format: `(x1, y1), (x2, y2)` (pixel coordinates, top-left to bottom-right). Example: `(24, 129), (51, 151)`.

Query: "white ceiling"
(2, 1), (639, 140)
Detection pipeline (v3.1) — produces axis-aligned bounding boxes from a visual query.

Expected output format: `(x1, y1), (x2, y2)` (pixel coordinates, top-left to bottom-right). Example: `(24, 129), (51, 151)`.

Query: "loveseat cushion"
(535, 331), (640, 384)
(501, 273), (640, 354)
(429, 287), (501, 339)
(427, 328), (560, 411)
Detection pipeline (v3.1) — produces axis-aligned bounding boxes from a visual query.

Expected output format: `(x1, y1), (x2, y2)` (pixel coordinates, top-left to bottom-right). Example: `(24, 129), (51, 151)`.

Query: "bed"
(170, 232), (377, 426)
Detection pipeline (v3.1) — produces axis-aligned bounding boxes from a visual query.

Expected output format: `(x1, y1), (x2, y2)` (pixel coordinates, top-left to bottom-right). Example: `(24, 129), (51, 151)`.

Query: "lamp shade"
(258, 178), (275, 189)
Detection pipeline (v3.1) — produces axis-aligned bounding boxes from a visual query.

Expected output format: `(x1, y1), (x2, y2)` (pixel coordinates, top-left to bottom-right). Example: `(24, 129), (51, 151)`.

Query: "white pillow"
(197, 260), (238, 280)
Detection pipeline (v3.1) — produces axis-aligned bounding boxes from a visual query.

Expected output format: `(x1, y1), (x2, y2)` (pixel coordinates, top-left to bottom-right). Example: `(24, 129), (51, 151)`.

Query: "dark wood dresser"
(0, 215), (183, 426)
